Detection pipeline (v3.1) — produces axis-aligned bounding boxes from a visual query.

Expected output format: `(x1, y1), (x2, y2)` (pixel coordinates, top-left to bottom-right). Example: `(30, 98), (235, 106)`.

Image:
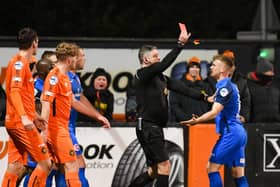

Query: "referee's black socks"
(155, 174), (169, 187)
(128, 171), (154, 187)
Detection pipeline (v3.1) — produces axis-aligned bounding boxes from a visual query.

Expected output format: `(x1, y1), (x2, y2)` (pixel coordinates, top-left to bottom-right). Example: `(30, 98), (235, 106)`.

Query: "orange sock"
(27, 167), (48, 187)
(1, 172), (18, 187)
(65, 171), (81, 187)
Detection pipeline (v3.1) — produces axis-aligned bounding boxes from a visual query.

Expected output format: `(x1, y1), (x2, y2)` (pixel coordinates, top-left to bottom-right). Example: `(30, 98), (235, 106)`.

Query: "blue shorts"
(210, 125), (247, 168)
(70, 132), (82, 156)
(27, 154), (37, 168)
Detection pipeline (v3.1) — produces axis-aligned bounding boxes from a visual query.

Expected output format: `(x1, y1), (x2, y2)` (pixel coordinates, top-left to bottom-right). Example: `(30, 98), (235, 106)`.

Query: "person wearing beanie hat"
(256, 58), (274, 75)
(247, 58), (280, 122)
(79, 68), (114, 122)
(170, 56), (214, 122)
(90, 68), (112, 88)
(186, 56), (202, 81)
(247, 58), (274, 84)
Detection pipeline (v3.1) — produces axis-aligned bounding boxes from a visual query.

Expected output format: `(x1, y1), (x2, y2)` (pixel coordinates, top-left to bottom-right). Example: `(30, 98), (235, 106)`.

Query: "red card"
(178, 23), (187, 32)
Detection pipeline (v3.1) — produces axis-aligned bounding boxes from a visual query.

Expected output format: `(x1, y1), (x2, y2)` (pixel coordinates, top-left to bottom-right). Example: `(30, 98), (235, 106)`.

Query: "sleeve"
(9, 61), (26, 116)
(167, 77), (205, 100)
(105, 91), (114, 121)
(41, 74), (58, 103)
(215, 86), (232, 105)
(239, 80), (251, 122)
(135, 46), (183, 83)
(125, 84), (137, 121)
(169, 91), (188, 122)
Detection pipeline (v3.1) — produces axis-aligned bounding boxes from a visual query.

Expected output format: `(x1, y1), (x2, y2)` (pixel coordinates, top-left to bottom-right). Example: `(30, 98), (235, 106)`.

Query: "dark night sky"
(0, 0), (279, 39)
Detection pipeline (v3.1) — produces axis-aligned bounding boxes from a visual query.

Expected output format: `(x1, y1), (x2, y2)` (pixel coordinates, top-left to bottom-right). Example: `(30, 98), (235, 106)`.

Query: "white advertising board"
(0, 126), (184, 187)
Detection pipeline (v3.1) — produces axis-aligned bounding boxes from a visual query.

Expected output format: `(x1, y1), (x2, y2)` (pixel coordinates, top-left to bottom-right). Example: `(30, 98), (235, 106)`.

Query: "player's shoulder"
(8, 54), (27, 69)
(216, 78), (233, 97)
(217, 78), (232, 88)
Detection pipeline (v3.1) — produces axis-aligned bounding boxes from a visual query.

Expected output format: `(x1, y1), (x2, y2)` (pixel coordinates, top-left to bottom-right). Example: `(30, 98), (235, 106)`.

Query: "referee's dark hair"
(138, 45), (157, 64)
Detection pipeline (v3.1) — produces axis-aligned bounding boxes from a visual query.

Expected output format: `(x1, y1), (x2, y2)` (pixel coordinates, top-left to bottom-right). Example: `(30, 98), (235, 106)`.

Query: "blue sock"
(234, 176), (248, 187)
(79, 168), (89, 187)
(55, 171), (67, 187)
(45, 170), (56, 187)
(23, 174), (30, 187)
(208, 172), (223, 187)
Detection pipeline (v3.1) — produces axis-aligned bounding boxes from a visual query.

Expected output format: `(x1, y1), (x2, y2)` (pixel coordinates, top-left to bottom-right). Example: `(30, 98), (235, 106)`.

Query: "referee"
(129, 27), (209, 187)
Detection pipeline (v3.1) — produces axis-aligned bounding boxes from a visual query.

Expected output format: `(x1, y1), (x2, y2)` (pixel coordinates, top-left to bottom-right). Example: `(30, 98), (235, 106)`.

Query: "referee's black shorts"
(136, 119), (169, 166)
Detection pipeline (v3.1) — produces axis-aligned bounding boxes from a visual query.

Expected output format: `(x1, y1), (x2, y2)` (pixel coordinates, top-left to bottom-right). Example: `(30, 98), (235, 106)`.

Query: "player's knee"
(206, 162), (221, 173)
(231, 167), (244, 178)
(157, 160), (170, 175)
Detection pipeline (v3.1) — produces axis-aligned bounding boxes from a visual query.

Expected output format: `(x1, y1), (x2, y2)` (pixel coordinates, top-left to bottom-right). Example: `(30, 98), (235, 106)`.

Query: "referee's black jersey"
(134, 45), (204, 126)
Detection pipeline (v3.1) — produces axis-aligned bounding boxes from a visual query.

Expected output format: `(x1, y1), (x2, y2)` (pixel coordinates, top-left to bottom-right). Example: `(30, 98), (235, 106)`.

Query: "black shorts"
(136, 119), (169, 166)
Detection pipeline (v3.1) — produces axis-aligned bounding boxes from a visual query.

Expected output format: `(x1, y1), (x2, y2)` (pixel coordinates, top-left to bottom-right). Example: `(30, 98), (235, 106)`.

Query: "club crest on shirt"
(219, 88), (229, 97)
(14, 61), (23, 70)
(49, 76), (58, 85)
(69, 150), (75, 156)
(41, 147), (48, 154)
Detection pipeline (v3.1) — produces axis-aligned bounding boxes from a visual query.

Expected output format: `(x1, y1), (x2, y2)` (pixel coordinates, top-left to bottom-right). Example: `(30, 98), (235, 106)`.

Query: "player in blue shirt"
(181, 54), (248, 187)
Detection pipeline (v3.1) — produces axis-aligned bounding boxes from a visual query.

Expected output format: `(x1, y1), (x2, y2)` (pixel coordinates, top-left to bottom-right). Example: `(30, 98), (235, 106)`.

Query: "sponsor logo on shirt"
(49, 76), (58, 85)
(12, 76), (22, 82)
(14, 61), (23, 70)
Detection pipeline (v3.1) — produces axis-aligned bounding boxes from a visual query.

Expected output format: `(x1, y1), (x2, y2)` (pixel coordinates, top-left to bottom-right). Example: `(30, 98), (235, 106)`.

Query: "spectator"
(125, 82), (137, 122)
(169, 56), (214, 122)
(247, 58), (280, 122)
(79, 68), (114, 122)
(223, 50), (251, 123)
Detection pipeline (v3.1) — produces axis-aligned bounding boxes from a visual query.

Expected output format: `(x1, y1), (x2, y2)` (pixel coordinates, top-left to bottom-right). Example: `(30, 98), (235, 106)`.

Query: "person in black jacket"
(169, 56), (214, 122)
(247, 58), (280, 122)
(125, 82), (137, 122)
(129, 27), (209, 187)
(79, 68), (114, 122)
